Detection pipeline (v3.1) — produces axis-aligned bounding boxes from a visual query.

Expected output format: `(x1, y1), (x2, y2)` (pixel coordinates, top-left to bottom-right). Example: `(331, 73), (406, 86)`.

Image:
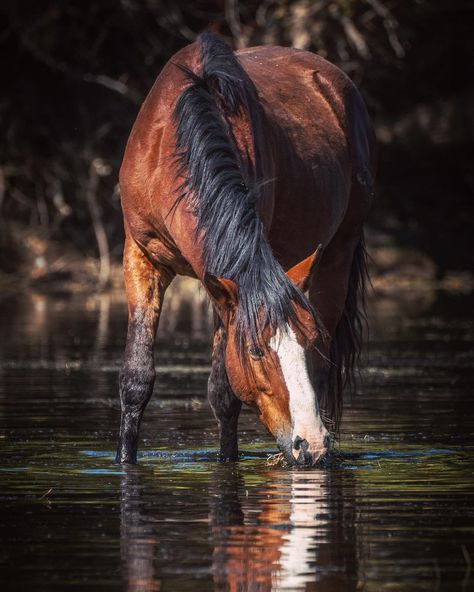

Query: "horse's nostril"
(293, 436), (310, 453)
(323, 434), (331, 450)
(293, 435), (304, 450)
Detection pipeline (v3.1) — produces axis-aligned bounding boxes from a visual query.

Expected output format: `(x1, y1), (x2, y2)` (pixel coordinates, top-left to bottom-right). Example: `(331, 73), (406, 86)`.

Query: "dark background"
(1, 0), (472, 283)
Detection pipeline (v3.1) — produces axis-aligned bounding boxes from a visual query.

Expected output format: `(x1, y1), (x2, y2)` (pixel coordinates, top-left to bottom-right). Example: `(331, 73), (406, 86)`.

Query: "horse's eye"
(248, 346), (264, 360)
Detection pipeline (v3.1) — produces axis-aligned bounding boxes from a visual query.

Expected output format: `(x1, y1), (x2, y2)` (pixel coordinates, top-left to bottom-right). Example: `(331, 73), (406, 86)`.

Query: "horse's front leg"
(208, 323), (242, 461)
(116, 237), (174, 464)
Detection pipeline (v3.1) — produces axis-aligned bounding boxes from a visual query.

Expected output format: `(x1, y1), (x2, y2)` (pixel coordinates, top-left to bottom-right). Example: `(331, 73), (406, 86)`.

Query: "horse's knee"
(208, 361), (241, 431)
(210, 389), (241, 423)
(208, 352), (240, 419)
(208, 363), (229, 400)
(119, 363), (155, 411)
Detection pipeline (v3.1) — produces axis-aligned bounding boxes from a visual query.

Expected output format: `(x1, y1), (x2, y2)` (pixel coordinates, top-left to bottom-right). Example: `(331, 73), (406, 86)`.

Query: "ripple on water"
(0, 292), (473, 591)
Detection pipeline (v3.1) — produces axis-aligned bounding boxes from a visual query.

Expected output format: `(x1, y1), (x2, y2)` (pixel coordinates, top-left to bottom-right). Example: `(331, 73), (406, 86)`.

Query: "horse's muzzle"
(278, 433), (331, 467)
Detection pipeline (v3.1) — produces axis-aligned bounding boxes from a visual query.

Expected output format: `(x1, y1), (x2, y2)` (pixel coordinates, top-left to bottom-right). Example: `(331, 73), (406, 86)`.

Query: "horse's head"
(204, 248), (331, 467)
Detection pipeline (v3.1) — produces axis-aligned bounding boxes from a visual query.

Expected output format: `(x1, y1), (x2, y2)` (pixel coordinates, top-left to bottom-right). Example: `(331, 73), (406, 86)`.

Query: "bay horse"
(116, 32), (376, 467)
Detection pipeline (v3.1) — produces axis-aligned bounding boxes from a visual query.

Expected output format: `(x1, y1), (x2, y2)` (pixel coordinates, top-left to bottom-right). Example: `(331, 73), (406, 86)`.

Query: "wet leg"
(208, 324), (242, 461)
(116, 237), (174, 464)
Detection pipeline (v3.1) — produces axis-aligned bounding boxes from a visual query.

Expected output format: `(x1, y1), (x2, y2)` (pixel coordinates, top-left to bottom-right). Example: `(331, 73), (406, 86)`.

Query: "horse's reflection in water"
(209, 467), (357, 592)
(119, 466), (356, 591)
(120, 467), (160, 592)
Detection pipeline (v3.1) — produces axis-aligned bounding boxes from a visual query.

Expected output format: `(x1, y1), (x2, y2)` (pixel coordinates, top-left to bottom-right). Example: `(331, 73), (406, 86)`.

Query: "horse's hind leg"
(308, 183), (369, 426)
(208, 321), (242, 461)
(116, 237), (174, 464)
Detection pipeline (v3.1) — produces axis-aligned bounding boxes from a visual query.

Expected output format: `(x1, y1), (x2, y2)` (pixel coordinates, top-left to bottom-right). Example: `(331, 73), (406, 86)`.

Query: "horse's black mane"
(172, 32), (319, 354)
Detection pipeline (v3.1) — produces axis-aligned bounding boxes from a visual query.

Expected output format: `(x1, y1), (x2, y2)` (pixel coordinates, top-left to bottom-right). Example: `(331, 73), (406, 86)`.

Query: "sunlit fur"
(172, 32), (321, 358)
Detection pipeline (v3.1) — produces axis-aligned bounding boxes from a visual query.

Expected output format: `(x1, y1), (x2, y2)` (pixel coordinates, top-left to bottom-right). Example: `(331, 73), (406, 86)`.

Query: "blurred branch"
(289, 0), (312, 50)
(365, 0), (405, 58)
(0, 167), (5, 216)
(256, 0), (275, 28)
(17, 16), (141, 104)
(85, 158), (111, 289)
(226, 0), (247, 49)
(329, 3), (370, 60)
(150, 1), (198, 41)
(81, 73), (138, 100)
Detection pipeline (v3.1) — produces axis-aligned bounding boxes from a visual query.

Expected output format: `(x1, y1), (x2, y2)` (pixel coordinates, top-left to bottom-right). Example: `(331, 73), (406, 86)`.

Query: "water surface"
(0, 288), (473, 591)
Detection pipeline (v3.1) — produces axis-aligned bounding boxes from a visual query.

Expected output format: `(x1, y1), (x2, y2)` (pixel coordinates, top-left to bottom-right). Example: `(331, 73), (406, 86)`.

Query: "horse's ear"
(203, 273), (238, 310)
(286, 244), (323, 293)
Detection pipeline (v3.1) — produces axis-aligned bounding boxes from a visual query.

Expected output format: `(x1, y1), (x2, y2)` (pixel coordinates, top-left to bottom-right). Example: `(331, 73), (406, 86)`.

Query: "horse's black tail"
(324, 234), (369, 431)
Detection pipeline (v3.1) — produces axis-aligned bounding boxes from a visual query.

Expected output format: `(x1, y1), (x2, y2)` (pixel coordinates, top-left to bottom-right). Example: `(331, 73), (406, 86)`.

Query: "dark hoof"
(115, 449), (138, 465)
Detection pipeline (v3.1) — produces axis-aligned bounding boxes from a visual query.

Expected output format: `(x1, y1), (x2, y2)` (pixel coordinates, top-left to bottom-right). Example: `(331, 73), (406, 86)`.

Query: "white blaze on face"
(269, 325), (328, 459)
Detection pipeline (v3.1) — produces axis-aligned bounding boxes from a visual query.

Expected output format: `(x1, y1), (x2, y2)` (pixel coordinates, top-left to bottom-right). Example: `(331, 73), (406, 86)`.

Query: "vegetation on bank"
(0, 1), (472, 290)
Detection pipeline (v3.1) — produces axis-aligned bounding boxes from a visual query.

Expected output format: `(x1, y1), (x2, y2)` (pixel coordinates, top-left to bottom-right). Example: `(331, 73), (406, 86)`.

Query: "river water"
(0, 286), (473, 591)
